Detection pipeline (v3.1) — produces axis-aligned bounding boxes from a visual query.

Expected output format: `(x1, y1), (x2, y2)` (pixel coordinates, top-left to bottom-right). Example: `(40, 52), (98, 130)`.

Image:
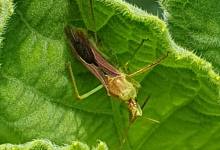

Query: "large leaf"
(0, 0), (220, 150)
(161, 0), (220, 71)
(0, 0), (14, 47)
(0, 139), (108, 150)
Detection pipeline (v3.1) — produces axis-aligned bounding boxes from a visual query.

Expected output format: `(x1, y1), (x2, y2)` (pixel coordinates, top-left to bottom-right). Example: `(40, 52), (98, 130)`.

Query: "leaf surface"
(0, 0), (220, 150)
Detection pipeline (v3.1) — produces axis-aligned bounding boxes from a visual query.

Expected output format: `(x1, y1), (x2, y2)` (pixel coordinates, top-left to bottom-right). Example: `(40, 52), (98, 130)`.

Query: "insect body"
(65, 26), (168, 122)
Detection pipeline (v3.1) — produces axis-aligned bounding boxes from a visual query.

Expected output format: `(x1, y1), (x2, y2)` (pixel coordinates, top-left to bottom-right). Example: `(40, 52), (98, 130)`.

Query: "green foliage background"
(0, 0), (220, 150)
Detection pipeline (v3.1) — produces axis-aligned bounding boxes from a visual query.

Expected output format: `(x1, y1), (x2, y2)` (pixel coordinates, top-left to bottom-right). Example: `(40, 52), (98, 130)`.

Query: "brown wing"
(91, 46), (120, 77)
(65, 26), (120, 92)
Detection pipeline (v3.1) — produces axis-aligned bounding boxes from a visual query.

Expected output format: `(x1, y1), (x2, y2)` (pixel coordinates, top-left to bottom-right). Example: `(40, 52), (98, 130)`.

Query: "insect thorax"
(107, 74), (137, 101)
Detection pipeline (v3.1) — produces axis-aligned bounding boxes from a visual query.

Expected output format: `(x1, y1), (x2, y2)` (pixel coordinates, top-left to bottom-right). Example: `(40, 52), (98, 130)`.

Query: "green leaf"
(161, 0), (220, 71)
(0, 139), (108, 150)
(0, 0), (220, 150)
(0, 0), (14, 47)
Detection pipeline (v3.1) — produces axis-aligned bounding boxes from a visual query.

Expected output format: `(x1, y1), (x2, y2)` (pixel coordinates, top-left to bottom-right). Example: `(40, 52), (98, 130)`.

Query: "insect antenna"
(142, 116), (160, 124)
(140, 95), (160, 123)
(140, 95), (151, 110)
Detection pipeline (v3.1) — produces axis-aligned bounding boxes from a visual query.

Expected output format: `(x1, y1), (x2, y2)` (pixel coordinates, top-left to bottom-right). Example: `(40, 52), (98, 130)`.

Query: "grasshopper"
(65, 27), (168, 122)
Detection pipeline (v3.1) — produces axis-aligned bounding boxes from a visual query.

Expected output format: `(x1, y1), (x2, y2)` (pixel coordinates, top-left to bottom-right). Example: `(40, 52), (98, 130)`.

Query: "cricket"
(64, 26), (168, 123)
